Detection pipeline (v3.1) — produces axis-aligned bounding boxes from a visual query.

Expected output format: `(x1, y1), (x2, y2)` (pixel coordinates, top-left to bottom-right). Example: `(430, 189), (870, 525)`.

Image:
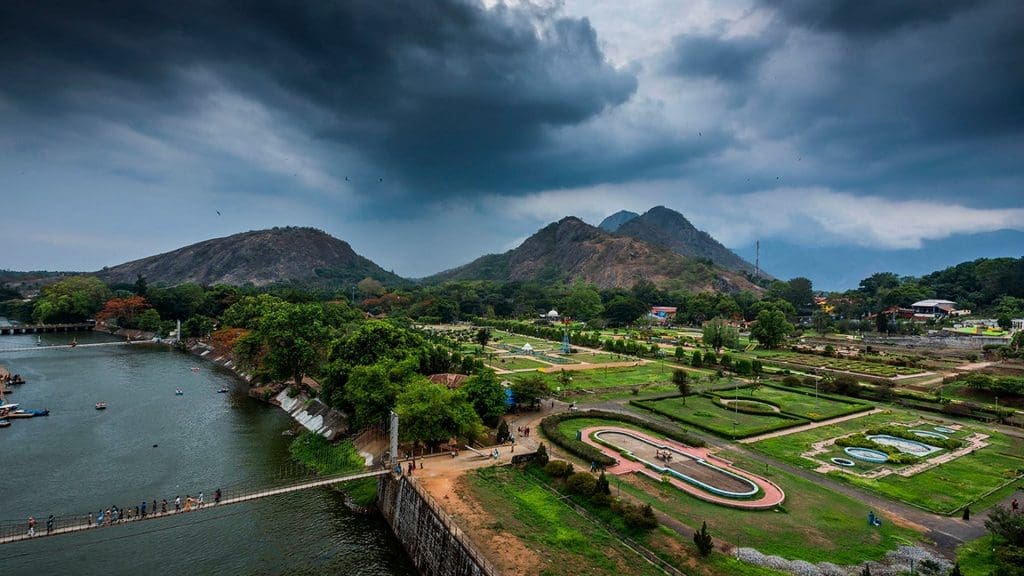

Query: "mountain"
(94, 227), (405, 288)
(611, 206), (764, 277)
(429, 217), (761, 293)
(598, 210), (639, 232)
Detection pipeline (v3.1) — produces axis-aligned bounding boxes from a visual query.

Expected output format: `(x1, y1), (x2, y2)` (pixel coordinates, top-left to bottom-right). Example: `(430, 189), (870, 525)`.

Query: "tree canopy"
(750, 309), (793, 349)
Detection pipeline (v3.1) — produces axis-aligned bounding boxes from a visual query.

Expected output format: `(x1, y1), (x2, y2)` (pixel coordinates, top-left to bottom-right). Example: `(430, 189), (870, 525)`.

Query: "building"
(649, 306), (677, 323)
(1012, 319), (1024, 331)
(911, 299), (958, 317)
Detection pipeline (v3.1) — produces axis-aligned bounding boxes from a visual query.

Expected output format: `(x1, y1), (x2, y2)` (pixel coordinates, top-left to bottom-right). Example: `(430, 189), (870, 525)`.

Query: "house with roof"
(911, 299), (958, 317)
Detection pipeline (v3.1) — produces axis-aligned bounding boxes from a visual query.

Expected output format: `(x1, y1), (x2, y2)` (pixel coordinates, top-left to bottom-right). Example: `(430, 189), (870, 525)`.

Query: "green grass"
(615, 449), (922, 564)
(736, 385), (872, 420)
(466, 466), (666, 576)
(955, 535), (999, 576)
(584, 383), (679, 403)
(633, 395), (800, 438)
(288, 432), (377, 506)
(489, 356), (551, 370)
(579, 352), (637, 364)
(536, 364), (674, 392)
(751, 409), (1024, 514)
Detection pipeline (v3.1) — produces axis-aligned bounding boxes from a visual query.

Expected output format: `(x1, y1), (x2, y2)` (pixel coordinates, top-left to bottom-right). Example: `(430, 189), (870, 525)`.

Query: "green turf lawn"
(955, 535), (999, 576)
(751, 409), (1024, 514)
(489, 356), (551, 370)
(732, 385), (872, 420)
(759, 352), (925, 377)
(577, 352), (637, 364)
(465, 466), (667, 576)
(534, 363), (673, 391)
(632, 395), (801, 438)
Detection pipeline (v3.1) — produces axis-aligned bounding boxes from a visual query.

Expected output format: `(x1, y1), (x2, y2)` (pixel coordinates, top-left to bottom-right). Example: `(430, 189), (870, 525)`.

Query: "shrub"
(544, 460), (572, 478)
(535, 442), (549, 465)
(693, 520), (714, 556)
(596, 470), (611, 495)
(620, 502), (658, 529)
(565, 472), (598, 496)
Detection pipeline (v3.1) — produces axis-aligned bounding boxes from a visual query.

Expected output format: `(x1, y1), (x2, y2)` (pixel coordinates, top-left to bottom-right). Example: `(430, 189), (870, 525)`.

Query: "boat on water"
(175, 389), (184, 396)
(95, 402), (107, 410)
(0, 419), (10, 428)
(9, 374), (25, 385)
(8, 408), (48, 418)
(216, 387), (229, 393)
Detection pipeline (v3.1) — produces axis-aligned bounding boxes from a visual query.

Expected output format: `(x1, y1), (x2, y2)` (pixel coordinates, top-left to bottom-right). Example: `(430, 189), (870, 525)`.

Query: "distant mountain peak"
(430, 215), (762, 293)
(94, 227), (404, 288)
(598, 210), (640, 232)
(615, 206), (767, 278)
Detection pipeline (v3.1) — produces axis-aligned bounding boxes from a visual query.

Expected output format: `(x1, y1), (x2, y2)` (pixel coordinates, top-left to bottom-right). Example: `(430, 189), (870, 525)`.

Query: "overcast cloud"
(1, 0), (1021, 290)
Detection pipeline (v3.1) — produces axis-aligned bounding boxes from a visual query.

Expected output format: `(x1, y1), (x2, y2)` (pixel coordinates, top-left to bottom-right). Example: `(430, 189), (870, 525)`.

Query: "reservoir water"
(0, 330), (414, 575)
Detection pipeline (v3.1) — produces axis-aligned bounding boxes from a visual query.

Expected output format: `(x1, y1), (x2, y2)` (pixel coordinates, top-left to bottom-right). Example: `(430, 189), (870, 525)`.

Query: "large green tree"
(33, 276), (112, 323)
(511, 374), (551, 407)
(701, 317), (739, 352)
(750, 309), (793, 349)
(233, 300), (331, 388)
(460, 371), (507, 426)
(561, 282), (604, 321)
(396, 380), (483, 447)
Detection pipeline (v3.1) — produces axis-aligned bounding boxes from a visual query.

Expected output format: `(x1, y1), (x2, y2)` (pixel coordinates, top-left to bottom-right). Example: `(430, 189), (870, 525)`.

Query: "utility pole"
(389, 410), (399, 470)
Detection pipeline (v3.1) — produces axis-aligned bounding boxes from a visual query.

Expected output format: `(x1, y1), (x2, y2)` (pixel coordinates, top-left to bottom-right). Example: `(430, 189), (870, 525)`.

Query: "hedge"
(539, 409), (706, 467)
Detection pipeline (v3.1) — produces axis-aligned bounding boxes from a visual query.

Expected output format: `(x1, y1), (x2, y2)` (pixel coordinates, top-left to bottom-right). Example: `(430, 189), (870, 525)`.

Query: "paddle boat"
(216, 387), (229, 393)
(8, 408), (48, 418)
(95, 402), (107, 410)
(175, 389), (184, 396)
(0, 419), (10, 428)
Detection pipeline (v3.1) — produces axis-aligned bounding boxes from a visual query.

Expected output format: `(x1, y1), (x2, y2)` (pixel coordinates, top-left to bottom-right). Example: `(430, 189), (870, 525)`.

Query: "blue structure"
(504, 387), (515, 406)
(562, 329), (571, 354)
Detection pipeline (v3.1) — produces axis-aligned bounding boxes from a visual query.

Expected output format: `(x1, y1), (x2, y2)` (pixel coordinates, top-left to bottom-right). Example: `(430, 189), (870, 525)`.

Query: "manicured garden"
(751, 410), (1024, 514)
(630, 394), (801, 438)
(538, 363), (676, 392)
(732, 384), (872, 421)
(488, 356), (551, 371)
(759, 352), (925, 377)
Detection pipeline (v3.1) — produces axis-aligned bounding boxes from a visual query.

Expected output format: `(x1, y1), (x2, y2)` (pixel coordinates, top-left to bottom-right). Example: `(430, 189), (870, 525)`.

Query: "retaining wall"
(378, 474), (495, 576)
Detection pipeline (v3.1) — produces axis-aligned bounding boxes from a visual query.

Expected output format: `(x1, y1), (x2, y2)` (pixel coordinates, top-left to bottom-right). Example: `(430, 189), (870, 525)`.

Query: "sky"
(1, 0), (1022, 291)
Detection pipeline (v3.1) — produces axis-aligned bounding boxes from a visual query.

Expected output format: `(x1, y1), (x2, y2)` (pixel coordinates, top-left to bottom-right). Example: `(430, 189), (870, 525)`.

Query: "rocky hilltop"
(614, 206), (764, 277)
(94, 227), (404, 288)
(598, 210), (639, 232)
(430, 217), (761, 293)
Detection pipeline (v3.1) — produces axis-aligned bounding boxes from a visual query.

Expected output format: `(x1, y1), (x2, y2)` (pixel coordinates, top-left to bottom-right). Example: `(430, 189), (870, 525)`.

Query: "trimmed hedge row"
(539, 409), (706, 467)
(630, 398), (804, 439)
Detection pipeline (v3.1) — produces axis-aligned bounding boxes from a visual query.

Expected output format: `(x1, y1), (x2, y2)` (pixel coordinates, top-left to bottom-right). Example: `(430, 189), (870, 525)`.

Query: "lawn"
(578, 352), (638, 364)
(465, 466), (668, 576)
(731, 384), (872, 420)
(488, 356), (551, 371)
(751, 409), (1024, 514)
(537, 364), (674, 392)
(631, 395), (801, 438)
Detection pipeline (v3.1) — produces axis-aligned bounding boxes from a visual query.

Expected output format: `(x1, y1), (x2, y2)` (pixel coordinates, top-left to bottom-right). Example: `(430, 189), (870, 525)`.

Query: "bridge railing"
(0, 467), (387, 544)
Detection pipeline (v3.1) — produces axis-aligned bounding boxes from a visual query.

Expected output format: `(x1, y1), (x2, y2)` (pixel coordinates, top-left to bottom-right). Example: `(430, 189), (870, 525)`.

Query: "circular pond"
(867, 434), (941, 457)
(910, 429), (949, 440)
(844, 447), (888, 463)
(934, 426), (955, 434)
(830, 457), (856, 467)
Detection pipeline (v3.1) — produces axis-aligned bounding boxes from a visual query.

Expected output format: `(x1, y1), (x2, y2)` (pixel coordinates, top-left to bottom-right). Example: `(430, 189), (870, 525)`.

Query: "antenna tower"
(755, 240), (760, 278)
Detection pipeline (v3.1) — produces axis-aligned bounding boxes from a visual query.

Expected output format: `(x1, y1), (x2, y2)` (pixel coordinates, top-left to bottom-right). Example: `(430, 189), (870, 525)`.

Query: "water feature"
(0, 331), (414, 575)
(830, 457), (856, 467)
(934, 426), (956, 434)
(594, 430), (758, 498)
(844, 447), (889, 463)
(910, 429), (949, 440)
(867, 434), (941, 457)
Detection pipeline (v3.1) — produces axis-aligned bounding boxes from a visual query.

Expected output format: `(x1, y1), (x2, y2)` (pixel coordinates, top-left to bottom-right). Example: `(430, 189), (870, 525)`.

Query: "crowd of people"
(25, 488), (223, 537)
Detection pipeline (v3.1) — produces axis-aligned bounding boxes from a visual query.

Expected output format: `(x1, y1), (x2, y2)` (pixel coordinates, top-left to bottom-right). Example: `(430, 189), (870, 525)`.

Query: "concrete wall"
(378, 474), (494, 576)
(275, 390), (349, 441)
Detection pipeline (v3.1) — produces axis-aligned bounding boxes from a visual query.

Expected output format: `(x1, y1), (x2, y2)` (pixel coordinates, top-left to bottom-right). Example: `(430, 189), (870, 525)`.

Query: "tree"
(535, 442), (549, 464)
(702, 317), (739, 352)
(604, 296), (646, 327)
(983, 504), (1024, 575)
(136, 308), (162, 333)
(496, 419), (511, 443)
(690, 350), (703, 368)
(693, 520), (714, 556)
(461, 371), (507, 426)
(596, 470), (611, 495)
(182, 314), (215, 338)
(811, 310), (833, 334)
(672, 370), (689, 403)
(475, 327), (491, 351)
(561, 282), (604, 321)
(511, 374), (551, 407)
(132, 274), (148, 297)
(33, 276), (112, 323)
(96, 295), (150, 328)
(674, 346), (685, 362)
(343, 361), (410, 429)
(396, 380), (483, 447)
(875, 309), (890, 334)
(356, 277), (385, 297)
(750, 309), (793, 349)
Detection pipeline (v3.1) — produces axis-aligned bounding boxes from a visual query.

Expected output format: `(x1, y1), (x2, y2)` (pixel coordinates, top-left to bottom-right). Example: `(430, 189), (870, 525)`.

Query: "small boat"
(8, 408), (48, 418)
(0, 419), (10, 428)
(216, 387), (229, 393)
(10, 374), (25, 385)
(175, 389), (184, 396)
(95, 402), (107, 410)
(190, 367), (200, 373)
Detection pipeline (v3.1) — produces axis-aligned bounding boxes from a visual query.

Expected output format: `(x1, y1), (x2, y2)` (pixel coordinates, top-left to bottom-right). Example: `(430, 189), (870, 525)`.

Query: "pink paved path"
(580, 426), (785, 510)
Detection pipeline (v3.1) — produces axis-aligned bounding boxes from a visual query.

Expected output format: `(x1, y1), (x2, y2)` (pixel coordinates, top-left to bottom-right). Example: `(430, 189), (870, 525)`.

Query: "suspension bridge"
(0, 468), (391, 545)
(0, 341), (140, 354)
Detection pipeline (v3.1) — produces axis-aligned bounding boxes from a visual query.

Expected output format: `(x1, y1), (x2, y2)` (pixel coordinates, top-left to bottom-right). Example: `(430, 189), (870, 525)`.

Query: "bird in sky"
(216, 211), (221, 216)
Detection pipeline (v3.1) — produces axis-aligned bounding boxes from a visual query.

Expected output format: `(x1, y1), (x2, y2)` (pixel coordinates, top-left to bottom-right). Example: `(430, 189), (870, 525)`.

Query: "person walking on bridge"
(214, 488), (221, 505)
(27, 516), (35, 537)
(46, 515), (54, 535)
(174, 496), (181, 512)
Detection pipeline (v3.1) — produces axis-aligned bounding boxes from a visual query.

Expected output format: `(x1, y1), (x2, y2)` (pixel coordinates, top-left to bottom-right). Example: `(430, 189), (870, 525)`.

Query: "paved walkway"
(738, 408), (884, 444)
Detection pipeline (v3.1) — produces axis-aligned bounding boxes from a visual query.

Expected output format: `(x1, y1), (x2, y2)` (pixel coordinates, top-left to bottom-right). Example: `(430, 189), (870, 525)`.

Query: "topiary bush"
(544, 460), (573, 478)
(565, 472), (598, 496)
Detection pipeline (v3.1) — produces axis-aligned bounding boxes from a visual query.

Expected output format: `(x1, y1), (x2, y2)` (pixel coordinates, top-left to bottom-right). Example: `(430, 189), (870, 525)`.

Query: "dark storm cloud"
(765, 0), (986, 37)
(0, 0), (637, 195)
(662, 32), (777, 83)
